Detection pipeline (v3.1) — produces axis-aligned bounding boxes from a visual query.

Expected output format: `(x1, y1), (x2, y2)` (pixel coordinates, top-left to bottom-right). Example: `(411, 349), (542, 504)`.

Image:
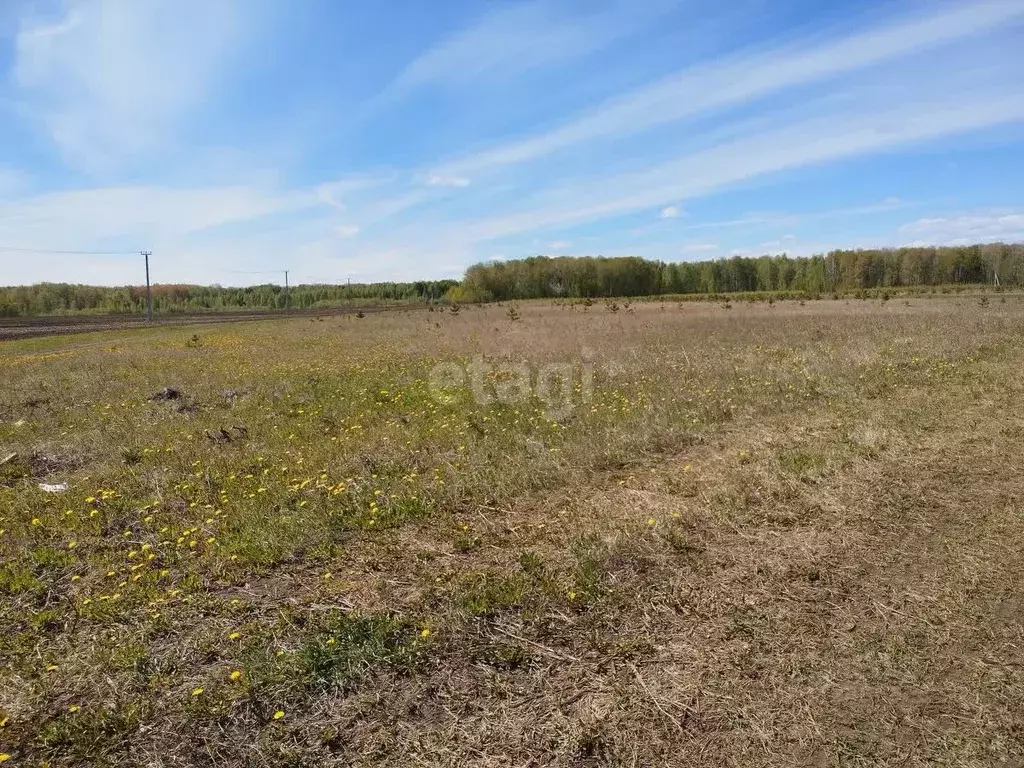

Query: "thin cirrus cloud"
(679, 198), (907, 232)
(11, 0), (252, 173)
(429, 0), (1024, 180)
(0, 167), (28, 197)
(383, 0), (677, 95)
(426, 174), (471, 188)
(680, 243), (718, 253)
(0, 185), (322, 248)
(369, 81), (1024, 255)
(900, 213), (1024, 243)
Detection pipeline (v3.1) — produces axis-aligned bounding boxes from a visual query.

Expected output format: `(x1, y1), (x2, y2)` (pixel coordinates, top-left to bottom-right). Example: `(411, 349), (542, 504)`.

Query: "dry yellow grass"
(1, 296), (1022, 766)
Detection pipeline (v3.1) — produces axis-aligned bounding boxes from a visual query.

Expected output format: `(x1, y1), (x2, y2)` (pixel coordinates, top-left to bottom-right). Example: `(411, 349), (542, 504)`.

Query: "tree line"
(455, 243), (1024, 301)
(2, 243), (1022, 316)
(0, 280), (458, 317)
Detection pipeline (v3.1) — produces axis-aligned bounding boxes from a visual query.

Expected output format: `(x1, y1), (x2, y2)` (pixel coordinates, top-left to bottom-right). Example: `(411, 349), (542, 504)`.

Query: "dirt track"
(0, 305), (402, 341)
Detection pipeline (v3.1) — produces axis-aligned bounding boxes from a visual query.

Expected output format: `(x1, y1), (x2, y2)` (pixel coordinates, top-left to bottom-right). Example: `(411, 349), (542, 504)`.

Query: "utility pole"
(284, 270), (289, 309)
(141, 251), (153, 321)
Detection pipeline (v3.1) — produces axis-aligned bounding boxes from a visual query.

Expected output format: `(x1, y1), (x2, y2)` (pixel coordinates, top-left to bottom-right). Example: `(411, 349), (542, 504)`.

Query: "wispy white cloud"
(431, 0), (1024, 179)
(0, 185), (325, 248)
(757, 234), (798, 249)
(660, 206), (681, 219)
(680, 197), (907, 232)
(384, 0), (675, 96)
(900, 212), (1024, 244)
(438, 89), (1024, 246)
(260, 73), (1023, 280)
(0, 184), (372, 286)
(12, 0), (249, 172)
(316, 174), (397, 212)
(679, 242), (717, 253)
(0, 167), (29, 198)
(426, 174), (471, 188)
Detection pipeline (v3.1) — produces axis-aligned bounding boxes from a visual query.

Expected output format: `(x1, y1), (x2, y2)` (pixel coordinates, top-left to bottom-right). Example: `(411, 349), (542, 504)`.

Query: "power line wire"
(0, 246), (141, 255)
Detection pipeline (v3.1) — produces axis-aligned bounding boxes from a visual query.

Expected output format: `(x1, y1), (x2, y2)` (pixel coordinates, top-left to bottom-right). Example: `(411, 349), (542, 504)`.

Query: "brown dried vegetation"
(0, 297), (1022, 766)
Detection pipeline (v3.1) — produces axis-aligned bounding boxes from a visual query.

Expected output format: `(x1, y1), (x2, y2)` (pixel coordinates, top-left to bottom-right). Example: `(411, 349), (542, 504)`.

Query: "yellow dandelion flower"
(0, 754), (9, 762)
(68, 705), (80, 712)
(273, 710), (285, 720)
(192, 687), (204, 696)
(420, 628), (430, 638)
(32, 518), (41, 526)
(228, 631), (241, 640)
(230, 670), (242, 681)
(647, 517), (657, 526)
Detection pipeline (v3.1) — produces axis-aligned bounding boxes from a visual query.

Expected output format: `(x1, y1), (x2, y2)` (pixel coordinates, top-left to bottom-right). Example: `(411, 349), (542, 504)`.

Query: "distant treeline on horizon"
(2, 243), (1022, 317)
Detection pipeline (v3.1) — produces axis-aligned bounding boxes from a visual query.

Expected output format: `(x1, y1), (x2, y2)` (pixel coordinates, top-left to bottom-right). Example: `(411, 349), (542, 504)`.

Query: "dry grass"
(1, 296), (1023, 766)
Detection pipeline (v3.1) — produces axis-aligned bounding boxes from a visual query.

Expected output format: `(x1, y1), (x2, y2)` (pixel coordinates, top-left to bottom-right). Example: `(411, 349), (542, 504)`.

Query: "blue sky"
(0, 0), (1022, 286)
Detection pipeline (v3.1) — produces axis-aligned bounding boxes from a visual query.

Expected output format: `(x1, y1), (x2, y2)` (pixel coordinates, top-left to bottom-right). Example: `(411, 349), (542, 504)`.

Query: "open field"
(0, 306), (397, 342)
(0, 282), (1010, 343)
(1, 297), (1023, 766)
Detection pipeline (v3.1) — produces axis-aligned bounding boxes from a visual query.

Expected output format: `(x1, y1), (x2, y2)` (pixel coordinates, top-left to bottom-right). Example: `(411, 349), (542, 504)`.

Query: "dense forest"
(456, 243), (1024, 301)
(1, 243), (1022, 316)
